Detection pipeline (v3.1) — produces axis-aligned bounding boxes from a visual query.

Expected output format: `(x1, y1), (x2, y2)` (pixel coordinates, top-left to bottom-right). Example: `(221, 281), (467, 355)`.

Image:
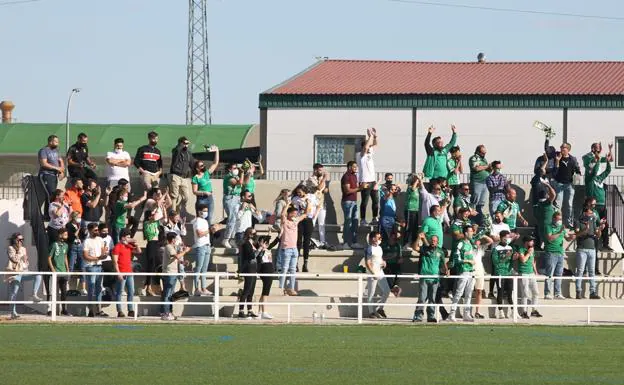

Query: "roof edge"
(321, 58), (624, 65)
(260, 59), (327, 95)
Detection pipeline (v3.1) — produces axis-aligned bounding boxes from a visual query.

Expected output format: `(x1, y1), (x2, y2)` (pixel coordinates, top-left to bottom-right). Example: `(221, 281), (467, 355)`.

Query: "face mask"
(100, 233), (109, 238)
(121, 239), (129, 245)
(385, 180), (392, 185)
(555, 220), (563, 227)
(201, 212), (208, 219)
(120, 196), (128, 202)
(75, 218), (82, 224)
(505, 237), (513, 244)
(495, 218), (502, 223)
(231, 169), (239, 176)
(115, 148), (123, 154)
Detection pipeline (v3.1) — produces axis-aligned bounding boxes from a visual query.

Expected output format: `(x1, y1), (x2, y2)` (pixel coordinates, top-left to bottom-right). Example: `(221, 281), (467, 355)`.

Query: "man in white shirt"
(365, 231), (390, 319)
(82, 223), (107, 317)
(357, 128), (378, 226)
(488, 211), (518, 298)
(106, 138), (132, 189)
(192, 204), (213, 296)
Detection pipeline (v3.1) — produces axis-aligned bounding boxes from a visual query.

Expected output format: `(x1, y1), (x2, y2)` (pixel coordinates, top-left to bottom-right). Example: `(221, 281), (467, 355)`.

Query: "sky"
(1, 0), (624, 125)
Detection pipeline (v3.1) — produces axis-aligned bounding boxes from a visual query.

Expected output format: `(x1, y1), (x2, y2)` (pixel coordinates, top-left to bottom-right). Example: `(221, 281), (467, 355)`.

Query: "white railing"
(2, 271), (623, 325)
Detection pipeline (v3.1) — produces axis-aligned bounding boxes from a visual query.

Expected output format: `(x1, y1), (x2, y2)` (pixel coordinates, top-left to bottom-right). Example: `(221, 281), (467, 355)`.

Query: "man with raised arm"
(423, 125), (457, 180)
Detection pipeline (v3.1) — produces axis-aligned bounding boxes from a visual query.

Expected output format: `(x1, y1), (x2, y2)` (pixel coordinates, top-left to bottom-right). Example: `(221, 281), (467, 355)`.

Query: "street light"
(65, 88), (81, 152)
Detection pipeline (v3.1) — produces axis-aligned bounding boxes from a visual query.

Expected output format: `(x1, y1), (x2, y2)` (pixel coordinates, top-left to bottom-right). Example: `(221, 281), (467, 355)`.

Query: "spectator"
(63, 178), (84, 218)
(423, 124), (457, 180)
(447, 146), (462, 196)
(382, 230), (403, 297)
(496, 188), (529, 232)
(221, 163), (245, 249)
(105, 138), (132, 189)
(403, 173), (420, 251)
(66, 132), (97, 180)
(341, 161), (363, 250)
(514, 236), (542, 319)
(161, 232), (191, 321)
(419, 205), (444, 244)
(98, 223), (116, 296)
(237, 228), (263, 319)
(305, 163), (329, 249)
(449, 225), (476, 322)
(485, 161), (510, 218)
(111, 187), (147, 244)
(38, 135), (65, 218)
(582, 142), (607, 176)
(534, 180), (557, 250)
(379, 183), (398, 244)
(169, 137), (195, 215)
(82, 222), (107, 317)
(243, 161), (264, 205)
(257, 234), (275, 320)
(357, 128), (379, 226)
(7, 232), (43, 319)
(419, 179), (449, 226)
(271, 188), (290, 232)
(191, 149), (219, 224)
(277, 206), (306, 296)
(585, 144), (613, 251)
(469, 145), (491, 226)
(574, 204), (603, 300)
(291, 186), (315, 272)
(48, 189), (70, 246)
(584, 197), (604, 276)
(472, 234), (492, 320)
(365, 231), (390, 319)
(488, 211), (516, 298)
(530, 155), (550, 248)
(81, 179), (104, 230)
(142, 209), (162, 297)
(551, 143), (581, 228)
(235, 190), (262, 246)
(192, 204), (212, 296)
(491, 230), (514, 319)
(163, 209), (188, 292)
(543, 212), (576, 300)
(379, 173), (396, 212)
(46, 227), (70, 316)
(413, 234), (445, 323)
(66, 211), (86, 294)
(134, 131), (163, 191)
(112, 229), (142, 318)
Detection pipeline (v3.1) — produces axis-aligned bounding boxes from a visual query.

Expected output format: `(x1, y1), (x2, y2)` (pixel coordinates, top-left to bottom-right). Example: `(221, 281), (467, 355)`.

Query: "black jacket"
(134, 145), (162, 174)
(169, 144), (194, 178)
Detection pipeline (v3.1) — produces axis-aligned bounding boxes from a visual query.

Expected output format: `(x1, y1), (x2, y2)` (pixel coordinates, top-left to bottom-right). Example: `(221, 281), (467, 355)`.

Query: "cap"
(178, 136), (189, 144)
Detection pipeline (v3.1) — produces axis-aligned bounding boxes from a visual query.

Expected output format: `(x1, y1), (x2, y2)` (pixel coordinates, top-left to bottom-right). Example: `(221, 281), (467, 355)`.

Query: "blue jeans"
(470, 181), (488, 225)
(68, 244), (82, 272)
(85, 265), (103, 304)
(414, 280), (439, 320)
(160, 276), (177, 314)
(278, 248), (298, 289)
(341, 200), (358, 245)
(543, 252), (564, 296)
(8, 274), (43, 315)
(115, 275), (135, 313)
(223, 195), (241, 239)
(552, 181), (575, 227)
(196, 195), (215, 225)
(193, 245), (211, 291)
(575, 249), (597, 295)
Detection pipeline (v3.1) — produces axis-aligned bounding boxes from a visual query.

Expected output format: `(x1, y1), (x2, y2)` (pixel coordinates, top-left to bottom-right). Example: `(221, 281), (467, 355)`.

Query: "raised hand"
(428, 126), (435, 134)
(451, 124), (457, 133)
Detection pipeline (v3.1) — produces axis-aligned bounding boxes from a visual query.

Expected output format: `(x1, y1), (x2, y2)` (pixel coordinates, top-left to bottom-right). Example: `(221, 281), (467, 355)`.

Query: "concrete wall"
(266, 109), (412, 172)
(568, 109), (624, 176)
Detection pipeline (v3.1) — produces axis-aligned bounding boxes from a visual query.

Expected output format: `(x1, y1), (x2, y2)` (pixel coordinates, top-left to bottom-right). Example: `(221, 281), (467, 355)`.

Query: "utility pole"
(186, 0), (212, 125)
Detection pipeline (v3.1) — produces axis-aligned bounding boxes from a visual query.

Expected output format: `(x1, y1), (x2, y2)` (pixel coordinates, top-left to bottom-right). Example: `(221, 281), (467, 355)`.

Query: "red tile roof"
(264, 60), (624, 96)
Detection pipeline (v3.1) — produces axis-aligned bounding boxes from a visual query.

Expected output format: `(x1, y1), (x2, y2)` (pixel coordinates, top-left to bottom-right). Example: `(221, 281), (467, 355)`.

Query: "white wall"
(416, 109), (564, 174)
(266, 109), (412, 172)
(568, 109), (624, 176)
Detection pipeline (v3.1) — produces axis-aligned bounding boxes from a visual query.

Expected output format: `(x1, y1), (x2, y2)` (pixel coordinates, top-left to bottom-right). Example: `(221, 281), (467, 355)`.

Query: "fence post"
(587, 306), (591, 325)
(214, 274), (220, 322)
(357, 275), (363, 324)
(51, 272), (57, 321)
(512, 275), (518, 323)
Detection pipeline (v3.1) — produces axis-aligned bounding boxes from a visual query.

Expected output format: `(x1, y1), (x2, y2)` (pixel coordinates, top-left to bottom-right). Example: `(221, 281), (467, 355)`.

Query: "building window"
(616, 137), (624, 168)
(314, 136), (364, 166)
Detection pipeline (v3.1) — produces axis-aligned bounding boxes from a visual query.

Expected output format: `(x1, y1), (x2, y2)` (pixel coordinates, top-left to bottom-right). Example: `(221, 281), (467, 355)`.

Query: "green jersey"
(424, 133), (457, 179)
(244, 176), (256, 194)
(497, 200), (520, 230)
(49, 241), (68, 272)
(469, 154), (490, 183)
(191, 171), (213, 193)
(544, 223), (565, 254)
(537, 200), (556, 227)
(515, 246), (535, 274)
(450, 219), (470, 260)
(114, 200), (128, 229)
(582, 152), (607, 184)
(419, 246), (446, 282)
(420, 217), (443, 244)
(382, 242), (402, 264)
(223, 173), (242, 196)
(143, 220), (160, 242)
(405, 187), (419, 212)
(491, 244), (514, 276)
(455, 239), (475, 273)
(453, 194), (470, 212)
(446, 158), (459, 186)
(585, 161), (611, 206)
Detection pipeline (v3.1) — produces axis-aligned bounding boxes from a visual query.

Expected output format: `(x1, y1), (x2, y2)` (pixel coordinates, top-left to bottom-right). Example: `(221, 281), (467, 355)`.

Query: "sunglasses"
(17, 238), (24, 241)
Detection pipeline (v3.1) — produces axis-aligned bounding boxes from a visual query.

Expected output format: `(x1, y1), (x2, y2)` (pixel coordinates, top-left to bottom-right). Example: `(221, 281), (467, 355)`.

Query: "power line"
(0, 0), (42, 6)
(388, 0), (624, 22)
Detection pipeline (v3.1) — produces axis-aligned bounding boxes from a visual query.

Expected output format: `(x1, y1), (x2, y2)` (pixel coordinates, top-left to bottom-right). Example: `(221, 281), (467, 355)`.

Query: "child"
(382, 230), (403, 297)
(47, 228), (70, 316)
(161, 232), (191, 321)
(365, 231), (391, 319)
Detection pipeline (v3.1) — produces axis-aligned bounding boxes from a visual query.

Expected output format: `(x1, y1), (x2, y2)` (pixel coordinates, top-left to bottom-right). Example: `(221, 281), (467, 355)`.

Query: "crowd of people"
(4, 125), (616, 322)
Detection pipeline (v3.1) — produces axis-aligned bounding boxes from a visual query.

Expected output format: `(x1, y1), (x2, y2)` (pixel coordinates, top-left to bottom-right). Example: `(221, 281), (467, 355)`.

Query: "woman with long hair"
(256, 235), (274, 320)
(237, 227), (263, 319)
(66, 211), (87, 294)
(291, 185), (315, 273)
(191, 155), (219, 225)
(6, 232), (43, 319)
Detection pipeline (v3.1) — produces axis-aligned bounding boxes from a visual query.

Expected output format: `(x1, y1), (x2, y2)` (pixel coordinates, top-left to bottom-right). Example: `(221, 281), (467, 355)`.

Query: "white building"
(259, 59), (624, 180)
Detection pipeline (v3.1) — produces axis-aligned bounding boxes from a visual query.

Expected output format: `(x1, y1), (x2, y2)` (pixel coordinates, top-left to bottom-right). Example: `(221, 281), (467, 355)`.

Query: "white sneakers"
(463, 313), (474, 322)
(554, 294), (566, 300)
(261, 312), (273, 320)
(497, 309), (505, 319)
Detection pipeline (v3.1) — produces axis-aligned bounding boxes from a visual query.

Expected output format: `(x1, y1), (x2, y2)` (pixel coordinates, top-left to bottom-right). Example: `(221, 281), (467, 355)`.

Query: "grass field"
(1, 324), (622, 385)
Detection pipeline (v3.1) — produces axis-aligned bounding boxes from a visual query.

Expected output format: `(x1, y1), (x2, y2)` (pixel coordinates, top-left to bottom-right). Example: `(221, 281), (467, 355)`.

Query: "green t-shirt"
(455, 240), (475, 273)
(497, 200), (519, 230)
(49, 241), (68, 272)
(419, 246), (445, 282)
(114, 200), (128, 229)
(143, 220), (160, 242)
(515, 246), (535, 275)
(453, 194), (470, 212)
(450, 219), (470, 259)
(446, 158), (459, 186)
(406, 187), (419, 212)
(420, 217), (443, 244)
(544, 223), (565, 254)
(191, 171), (213, 193)
(430, 133), (457, 179)
(585, 161), (611, 206)
(382, 242), (402, 264)
(244, 176), (256, 194)
(537, 200), (556, 227)
(576, 214), (598, 250)
(223, 174), (242, 196)
(469, 154), (490, 183)
(492, 244), (514, 276)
